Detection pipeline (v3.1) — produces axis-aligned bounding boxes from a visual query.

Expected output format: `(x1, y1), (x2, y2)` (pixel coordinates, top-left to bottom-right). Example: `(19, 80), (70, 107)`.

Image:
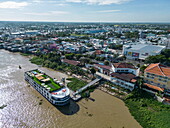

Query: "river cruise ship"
(24, 69), (70, 106)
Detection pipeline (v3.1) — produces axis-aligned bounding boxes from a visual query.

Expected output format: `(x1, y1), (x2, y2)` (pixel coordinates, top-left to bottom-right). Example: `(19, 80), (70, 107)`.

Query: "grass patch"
(67, 78), (87, 91)
(71, 34), (89, 37)
(20, 53), (32, 56)
(124, 89), (170, 128)
(32, 74), (61, 92)
(30, 56), (44, 65)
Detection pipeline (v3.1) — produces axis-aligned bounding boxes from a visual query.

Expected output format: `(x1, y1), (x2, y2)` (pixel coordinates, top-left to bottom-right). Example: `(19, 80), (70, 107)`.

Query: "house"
(122, 44), (166, 60)
(110, 73), (137, 91)
(143, 63), (170, 95)
(62, 59), (80, 66)
(110, 63), (139, 91)
(94, 62), (138, 91)
(94, 64), (112, 76)
(112, 63), (139, 76)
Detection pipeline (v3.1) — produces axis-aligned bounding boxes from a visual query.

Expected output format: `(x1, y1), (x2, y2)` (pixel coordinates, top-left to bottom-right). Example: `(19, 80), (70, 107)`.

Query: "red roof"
(95, 50), (104, 55)
(95, 64), (111, 70)
(63, 59), (80, 66)
(113, 63), (137, 69)
(145, 63), (170, 77)
(110, 72), (136, 82)
(144, 83), (164, 92)
(131, 79), (137, 83)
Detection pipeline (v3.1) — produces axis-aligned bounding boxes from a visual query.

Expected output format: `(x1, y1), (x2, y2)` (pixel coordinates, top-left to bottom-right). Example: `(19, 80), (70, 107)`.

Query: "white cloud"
(97, 10), (121, 12)
(56, 3), (68, 6)
(32, 0), (43, 3)
(0, 1), (28, 9)
(66, 0), (132, 5)
(24, 11), (69, 16)
(32, 0), (57, 3)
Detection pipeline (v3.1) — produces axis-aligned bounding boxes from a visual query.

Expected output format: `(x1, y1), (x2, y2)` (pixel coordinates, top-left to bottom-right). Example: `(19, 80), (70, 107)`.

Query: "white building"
(94, 63), (139, 91)
(110, 73), (137, 91)
(112, 63), (139, 76)
(122, 44), (166, 60)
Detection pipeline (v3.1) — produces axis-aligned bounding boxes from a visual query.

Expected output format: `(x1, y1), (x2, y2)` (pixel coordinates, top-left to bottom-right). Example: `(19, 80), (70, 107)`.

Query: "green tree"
(161, 49), (170, 58)
(145, 55), (166, 64)
(104, 60), (109, 65)
(75, 54), (82, 60)
(90, 68), (96, 77)
(140, 65), (147, 73)
(65, 53), (75, 59)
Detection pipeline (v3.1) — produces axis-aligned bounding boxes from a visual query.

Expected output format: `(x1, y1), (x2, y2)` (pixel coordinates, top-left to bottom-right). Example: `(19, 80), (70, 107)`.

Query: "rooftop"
(144, 83), (164, 92)
(113, 63), (137, 69)
(110, 72), (136, 82)
(62, 59), (80, 66)
(94, 64), (112, 70)
(125, 44), (165, 53)
(27, 69), (62, 92)
(145, 63), (170, 77)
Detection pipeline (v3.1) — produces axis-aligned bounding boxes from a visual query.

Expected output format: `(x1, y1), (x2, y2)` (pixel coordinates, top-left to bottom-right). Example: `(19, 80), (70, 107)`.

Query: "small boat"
(19, 65), (22, 69)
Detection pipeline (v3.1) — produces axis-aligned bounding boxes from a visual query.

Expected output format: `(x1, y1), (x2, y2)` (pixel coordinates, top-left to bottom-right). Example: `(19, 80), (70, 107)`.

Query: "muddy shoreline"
(0, 50), (141, 128)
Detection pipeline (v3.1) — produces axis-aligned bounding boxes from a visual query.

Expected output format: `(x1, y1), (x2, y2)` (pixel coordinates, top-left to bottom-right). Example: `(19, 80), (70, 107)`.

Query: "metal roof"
(125, 44), (165, 53)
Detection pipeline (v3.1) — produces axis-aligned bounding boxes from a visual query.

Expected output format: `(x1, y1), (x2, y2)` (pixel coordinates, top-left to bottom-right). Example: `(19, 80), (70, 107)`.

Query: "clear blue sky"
(0, 0), (170, 22)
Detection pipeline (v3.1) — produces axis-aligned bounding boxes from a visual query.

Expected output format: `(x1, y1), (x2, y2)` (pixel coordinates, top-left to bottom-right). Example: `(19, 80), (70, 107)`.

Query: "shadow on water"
(55, 99), (80, 115)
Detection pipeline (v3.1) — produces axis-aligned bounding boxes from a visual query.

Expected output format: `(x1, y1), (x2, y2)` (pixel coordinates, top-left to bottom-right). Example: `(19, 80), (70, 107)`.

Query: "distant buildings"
(122, 44), (166, 60)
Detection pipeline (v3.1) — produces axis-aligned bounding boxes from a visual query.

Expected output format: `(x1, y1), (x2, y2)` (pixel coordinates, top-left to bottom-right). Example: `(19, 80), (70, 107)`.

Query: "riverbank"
(0, 49), (142, 128)
(124, 89), (170, 128)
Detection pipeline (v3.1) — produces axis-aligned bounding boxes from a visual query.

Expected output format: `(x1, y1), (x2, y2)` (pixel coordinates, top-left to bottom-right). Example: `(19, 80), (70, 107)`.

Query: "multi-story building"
(122, 44), (165, 60)
(94, 63), (139, 91)
(112, 63), (139, 76)
(143, 63), (170, 95)
(110, 63), (139, 91)
(94, 64), (112, 76)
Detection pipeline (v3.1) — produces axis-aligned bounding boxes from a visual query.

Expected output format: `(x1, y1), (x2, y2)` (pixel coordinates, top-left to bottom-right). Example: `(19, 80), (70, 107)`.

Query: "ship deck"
(27, 69), (61, 92)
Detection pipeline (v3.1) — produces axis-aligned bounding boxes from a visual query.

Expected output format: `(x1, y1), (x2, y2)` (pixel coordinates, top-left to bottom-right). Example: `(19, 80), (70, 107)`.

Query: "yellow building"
(143, 63), (170, 94)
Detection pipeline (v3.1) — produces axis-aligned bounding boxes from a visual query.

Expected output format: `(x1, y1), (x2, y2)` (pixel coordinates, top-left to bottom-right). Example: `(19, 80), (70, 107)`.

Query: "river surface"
(0, 50), (142, 128)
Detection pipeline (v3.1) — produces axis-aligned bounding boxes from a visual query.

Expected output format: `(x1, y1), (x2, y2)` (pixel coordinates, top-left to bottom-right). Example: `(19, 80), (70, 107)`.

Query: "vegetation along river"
(0, 50), (141, 128)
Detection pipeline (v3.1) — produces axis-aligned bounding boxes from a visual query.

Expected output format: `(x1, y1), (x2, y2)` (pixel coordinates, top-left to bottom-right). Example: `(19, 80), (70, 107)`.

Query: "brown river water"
(0, 50), (142, 128)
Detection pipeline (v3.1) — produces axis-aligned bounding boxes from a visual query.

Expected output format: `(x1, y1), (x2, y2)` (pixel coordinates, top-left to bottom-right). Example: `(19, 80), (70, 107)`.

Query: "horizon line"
(0, 20), (170, 24)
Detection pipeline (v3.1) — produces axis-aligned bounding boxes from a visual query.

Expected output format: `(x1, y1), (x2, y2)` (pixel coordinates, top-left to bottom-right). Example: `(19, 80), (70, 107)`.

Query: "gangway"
(74, 77), (102, 95)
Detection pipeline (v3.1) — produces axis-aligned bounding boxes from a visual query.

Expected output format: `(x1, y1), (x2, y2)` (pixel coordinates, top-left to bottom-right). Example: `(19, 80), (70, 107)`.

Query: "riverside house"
(94, 63), (139, 91)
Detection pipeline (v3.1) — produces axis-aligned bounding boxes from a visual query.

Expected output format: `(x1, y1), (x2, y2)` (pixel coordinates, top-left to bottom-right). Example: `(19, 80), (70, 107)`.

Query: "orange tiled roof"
(164, 98), (170, 102)
(131, 79), (137, 83)
(145, 63), (170, 77)
(144, 83), (164, 92)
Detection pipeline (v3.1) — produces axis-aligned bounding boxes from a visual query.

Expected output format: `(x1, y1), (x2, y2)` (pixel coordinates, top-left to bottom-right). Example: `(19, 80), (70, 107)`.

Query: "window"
(163, 85), (166, 88)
